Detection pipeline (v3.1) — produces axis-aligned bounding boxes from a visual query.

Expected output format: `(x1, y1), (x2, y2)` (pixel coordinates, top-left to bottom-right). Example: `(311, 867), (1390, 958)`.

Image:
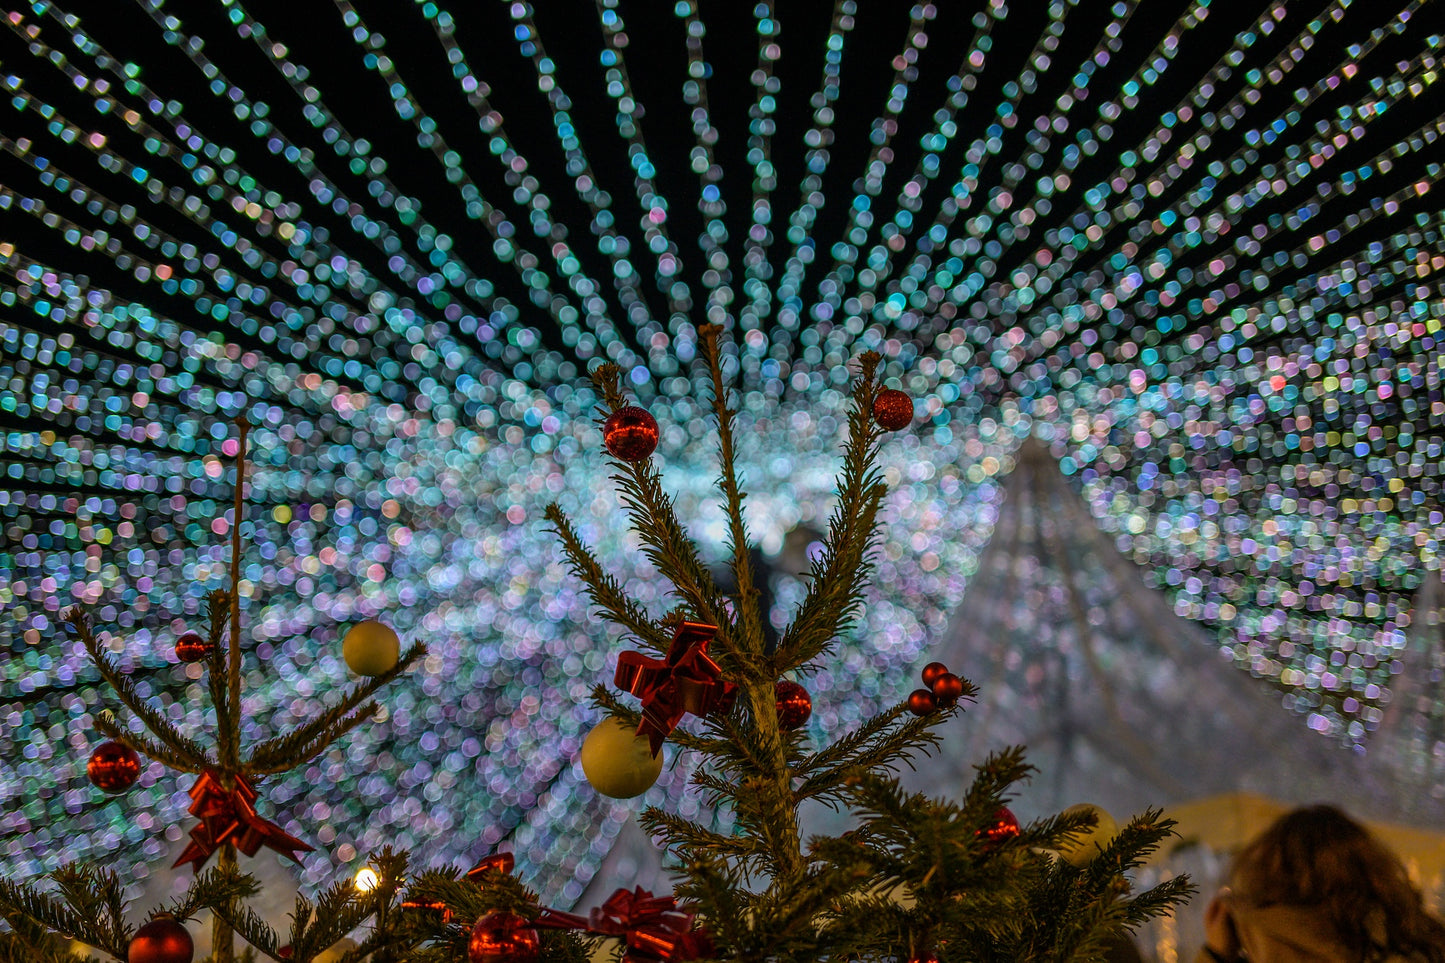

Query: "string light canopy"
(1, 0), (1441, 903)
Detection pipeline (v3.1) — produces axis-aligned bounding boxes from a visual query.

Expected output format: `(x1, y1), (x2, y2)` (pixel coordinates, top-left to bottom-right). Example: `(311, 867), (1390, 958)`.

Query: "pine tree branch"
(244, 643), (425, 775)
(0, 866), (130, 960)
(65, 608), (209, 770)
(203, 589), (236, 772)
(773, 352), (889, 671)
(698, 324), (764, 657)
(207, 899), (281, 961)
(92, 714), (210, 774)
(163, 865), (261, 927)
(278, 878), (375, 962)
(545, 505), (671, 655)
(0, 917), (79, 963)
(793, 705), (944, 805)
(589, 362), (741, 667)
(641, 808), (768, 865)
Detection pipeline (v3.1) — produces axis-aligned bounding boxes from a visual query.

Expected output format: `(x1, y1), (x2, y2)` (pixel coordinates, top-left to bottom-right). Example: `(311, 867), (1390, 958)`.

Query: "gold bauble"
(580, 718), (663, 799)
(342, 620), (400, 676)
(1057, 803), (1119, 867)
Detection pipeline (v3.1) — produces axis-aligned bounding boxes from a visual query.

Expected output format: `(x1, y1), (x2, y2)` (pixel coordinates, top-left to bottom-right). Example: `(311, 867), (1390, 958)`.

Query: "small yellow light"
(354, 867), (381, 892)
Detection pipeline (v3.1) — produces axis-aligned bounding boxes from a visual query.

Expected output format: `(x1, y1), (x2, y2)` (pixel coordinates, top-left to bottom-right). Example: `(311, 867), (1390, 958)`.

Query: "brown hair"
(1229, 805), (1445, 963)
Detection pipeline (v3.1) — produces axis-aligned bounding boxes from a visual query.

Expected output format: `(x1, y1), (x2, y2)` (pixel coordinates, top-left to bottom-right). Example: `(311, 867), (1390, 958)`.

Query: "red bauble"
(128, 917), (193, 963)
(931, 672), (965, 708)
(979, 805), (1021, 847)
(603, 406), (659, 462)
(468, 911), (540, 963)
(906, 689), (937, 716)
(908, 955), (940, 963)
(88, 741), (141, 794)
(920, 661), (949, 688)
(774, 680), (813, 730)
(174, 632), (213, 663)
(871, 389), (913, 430)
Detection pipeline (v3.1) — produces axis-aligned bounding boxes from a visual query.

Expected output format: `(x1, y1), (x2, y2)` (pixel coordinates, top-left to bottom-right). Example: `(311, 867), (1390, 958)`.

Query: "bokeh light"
(1, 0), (1441, 905)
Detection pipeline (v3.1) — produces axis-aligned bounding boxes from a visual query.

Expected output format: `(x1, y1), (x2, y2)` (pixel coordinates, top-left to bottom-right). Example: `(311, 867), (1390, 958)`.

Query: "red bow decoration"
(173, 771), (313, 872)
(614, 621), (737, 755)
(402, 850), (517, 922)
(466, 850), (516, 881)
(539, 887), (713, 962)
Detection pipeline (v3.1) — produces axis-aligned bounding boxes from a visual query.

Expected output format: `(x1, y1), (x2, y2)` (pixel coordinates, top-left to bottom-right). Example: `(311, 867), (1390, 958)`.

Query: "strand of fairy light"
(817, 0), (1079, 369)
(203, 0), (595, 380)
(670, 2), (734, 341)
(858, 0), (1136, 352)
(320, 0), (645, 379)
(20, 4), (542, 391)
(504, 2), (701, 384)
(810, 2), (936, 346)
(847, 2), (1003, 307)
(572, 0), (711, 388)
(773, 0), (854, 352)
(740, 1), (780, 356)
(486, 2), (687, 380)
(116, 0), (547, 379)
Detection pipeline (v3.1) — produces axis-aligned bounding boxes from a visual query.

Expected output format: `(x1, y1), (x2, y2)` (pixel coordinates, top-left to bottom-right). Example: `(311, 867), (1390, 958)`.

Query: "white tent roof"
(908, 439), (1445, 834)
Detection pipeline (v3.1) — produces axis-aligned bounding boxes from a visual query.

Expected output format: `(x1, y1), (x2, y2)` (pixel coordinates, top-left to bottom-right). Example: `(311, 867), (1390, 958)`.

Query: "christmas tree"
(523, 325), (1191, 962)
(0, 325), (1190, 963)
(0, 417), (429, 963)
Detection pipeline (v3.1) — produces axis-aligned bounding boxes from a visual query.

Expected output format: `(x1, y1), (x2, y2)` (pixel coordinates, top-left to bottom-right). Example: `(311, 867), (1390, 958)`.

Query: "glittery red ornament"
(871, 389), (913, 430)
(88, 741), (141, 794)
(468, 911), (540, 963)
(128, 917), (193, 963)
(906, 689), (936, 716)
(603, 406), (659, 462)
(920, 661), (949, 688)
(774, 680), (812, 730)
(931, 672), (965, 708)
(174, 632), (213, 663)
(908, 953), (940, 963)
(978, 805), (1021, 847)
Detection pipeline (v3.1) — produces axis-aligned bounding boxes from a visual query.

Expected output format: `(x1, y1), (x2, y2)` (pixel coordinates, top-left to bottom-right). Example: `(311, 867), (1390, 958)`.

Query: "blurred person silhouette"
(1197, 805), (1445, 963)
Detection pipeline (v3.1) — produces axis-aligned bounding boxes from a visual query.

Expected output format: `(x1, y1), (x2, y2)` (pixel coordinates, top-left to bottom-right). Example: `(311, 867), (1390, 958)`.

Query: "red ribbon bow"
(173, 771), (313, 872)
(614, 622), (737, 755)
(403, 850), (516, 921)
(539, 887), (712, 962)
(466, 851), (515, 882)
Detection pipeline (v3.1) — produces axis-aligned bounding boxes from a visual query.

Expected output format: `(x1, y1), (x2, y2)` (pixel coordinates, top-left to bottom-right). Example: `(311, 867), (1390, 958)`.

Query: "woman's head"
(1228, 805), (1445, 962)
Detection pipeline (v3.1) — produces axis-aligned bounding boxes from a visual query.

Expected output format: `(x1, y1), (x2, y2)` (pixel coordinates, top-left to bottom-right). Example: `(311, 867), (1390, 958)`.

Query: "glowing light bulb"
(354, 867), (382, 892)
